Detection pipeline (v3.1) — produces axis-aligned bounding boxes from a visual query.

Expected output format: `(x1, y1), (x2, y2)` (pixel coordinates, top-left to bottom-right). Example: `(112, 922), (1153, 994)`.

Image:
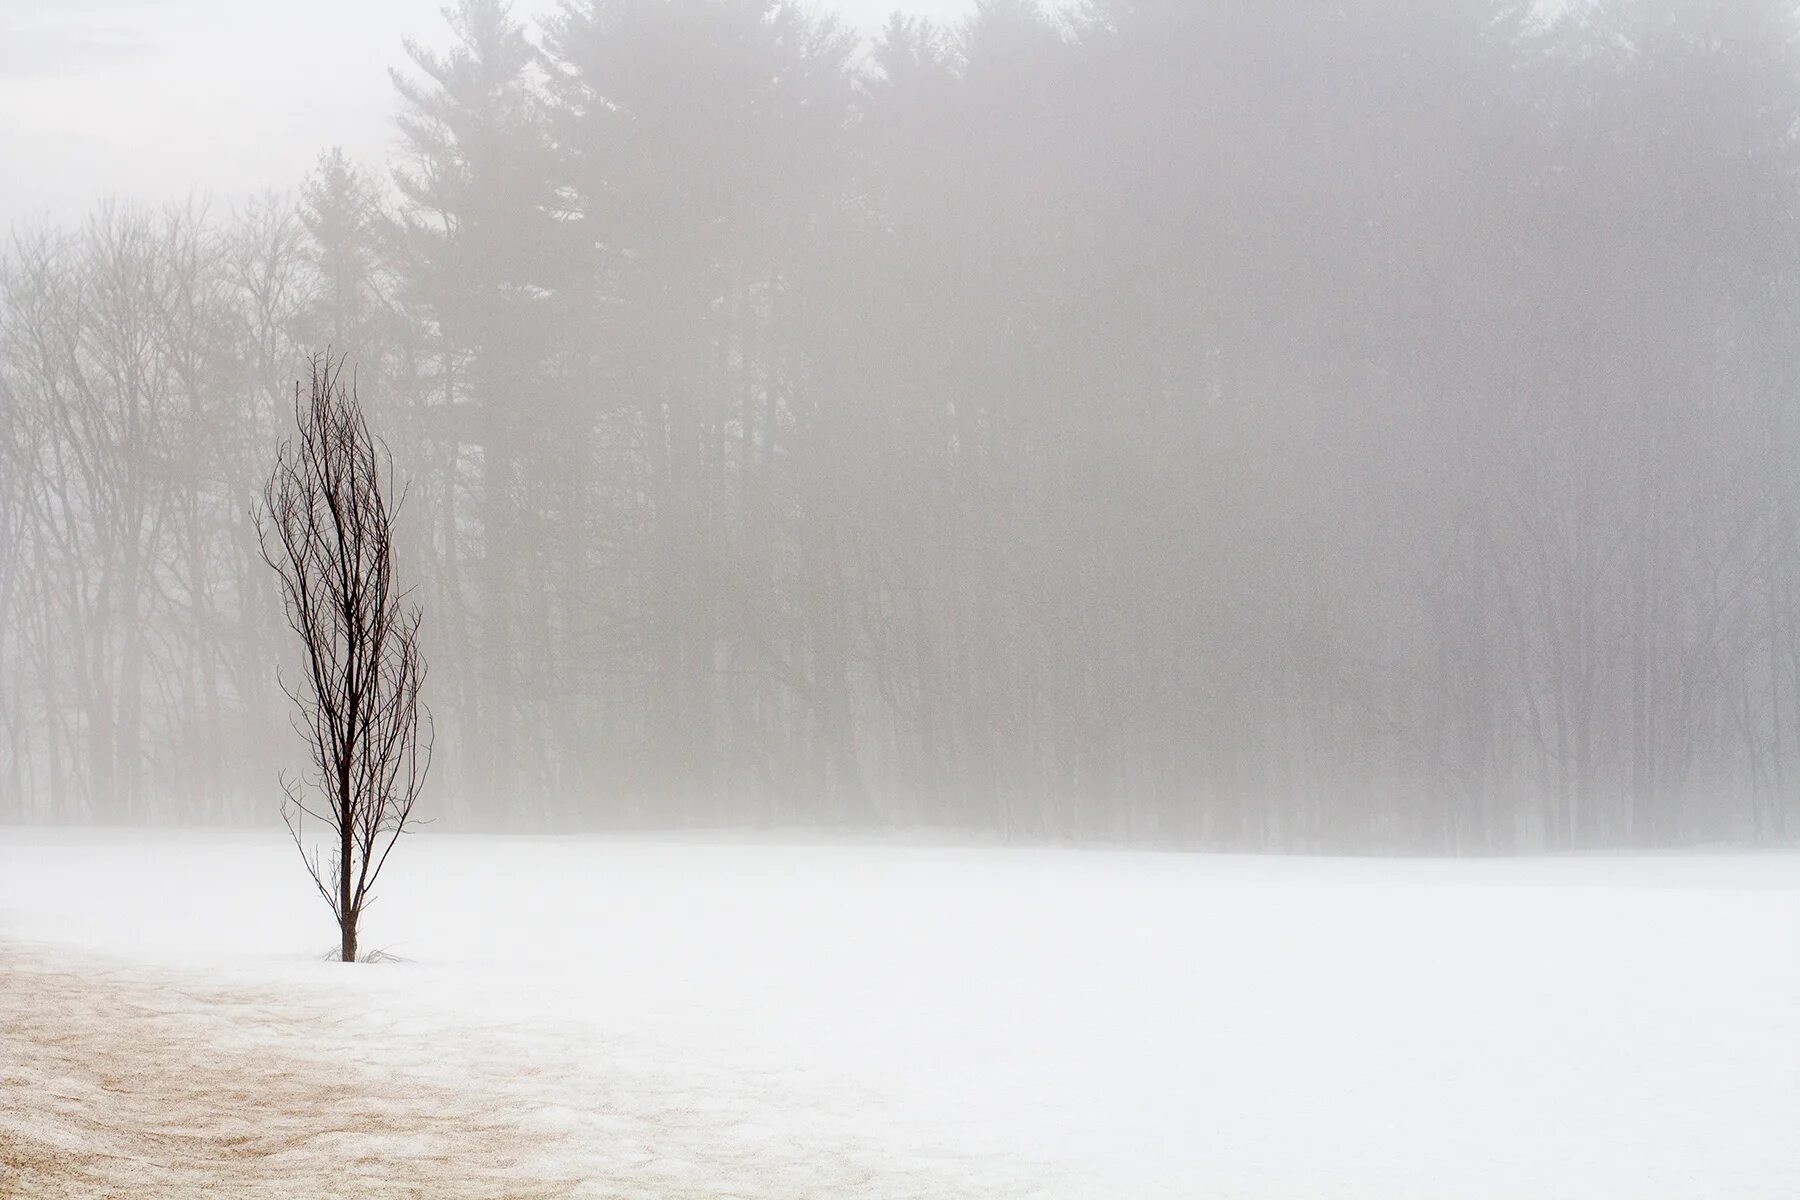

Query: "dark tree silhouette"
(255, 354), (431, 963)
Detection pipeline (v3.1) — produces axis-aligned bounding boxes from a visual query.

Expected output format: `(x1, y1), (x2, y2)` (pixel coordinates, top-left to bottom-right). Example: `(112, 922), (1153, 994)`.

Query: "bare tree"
(255, 354), (430, 963)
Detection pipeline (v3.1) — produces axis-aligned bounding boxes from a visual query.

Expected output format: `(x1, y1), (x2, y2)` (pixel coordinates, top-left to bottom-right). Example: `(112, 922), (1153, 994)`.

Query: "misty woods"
(3, 0), (1800, 851)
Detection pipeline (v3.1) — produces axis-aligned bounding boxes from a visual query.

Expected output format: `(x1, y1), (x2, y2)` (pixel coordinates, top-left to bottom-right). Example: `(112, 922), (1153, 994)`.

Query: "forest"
(5, 0), (1800, 852)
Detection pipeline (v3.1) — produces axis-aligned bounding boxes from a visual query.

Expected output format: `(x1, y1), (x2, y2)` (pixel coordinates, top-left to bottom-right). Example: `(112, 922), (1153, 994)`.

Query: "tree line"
(5, 0), (1800, 851)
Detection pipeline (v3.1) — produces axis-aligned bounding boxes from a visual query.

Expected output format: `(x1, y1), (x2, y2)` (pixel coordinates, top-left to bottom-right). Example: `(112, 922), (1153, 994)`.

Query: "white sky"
(0, 0), (982, 231)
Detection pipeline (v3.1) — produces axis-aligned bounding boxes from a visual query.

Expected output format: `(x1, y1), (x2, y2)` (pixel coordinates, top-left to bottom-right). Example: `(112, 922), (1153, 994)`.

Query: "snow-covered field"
(1, 830), (1796, 1198)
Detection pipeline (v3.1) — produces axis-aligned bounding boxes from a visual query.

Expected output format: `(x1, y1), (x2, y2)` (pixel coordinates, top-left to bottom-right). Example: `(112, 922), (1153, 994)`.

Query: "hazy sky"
(0, 0), (982, 230)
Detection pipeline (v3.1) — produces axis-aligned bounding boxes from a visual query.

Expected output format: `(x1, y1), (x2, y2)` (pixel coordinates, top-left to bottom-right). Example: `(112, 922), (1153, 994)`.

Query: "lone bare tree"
(255, 354), (430, 963)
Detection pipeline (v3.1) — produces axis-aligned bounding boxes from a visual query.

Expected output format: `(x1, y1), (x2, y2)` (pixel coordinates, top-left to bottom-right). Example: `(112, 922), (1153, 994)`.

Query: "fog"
(5, 0), (1800, 852)
(0, 0), (987, 224)
(10, 5), (1800, 1197)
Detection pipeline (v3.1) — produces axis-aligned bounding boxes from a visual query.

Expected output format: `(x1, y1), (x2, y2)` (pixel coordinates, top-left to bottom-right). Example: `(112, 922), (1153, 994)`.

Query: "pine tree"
(390, 0), (563, 819)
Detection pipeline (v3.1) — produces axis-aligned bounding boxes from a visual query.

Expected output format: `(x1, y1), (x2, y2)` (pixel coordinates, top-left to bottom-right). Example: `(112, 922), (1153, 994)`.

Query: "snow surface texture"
(2, 831), (1797, 1198)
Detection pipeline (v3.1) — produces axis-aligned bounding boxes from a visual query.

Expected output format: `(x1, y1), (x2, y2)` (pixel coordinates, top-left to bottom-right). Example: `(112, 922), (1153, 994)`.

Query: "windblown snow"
(2, 831), (1796, 1198)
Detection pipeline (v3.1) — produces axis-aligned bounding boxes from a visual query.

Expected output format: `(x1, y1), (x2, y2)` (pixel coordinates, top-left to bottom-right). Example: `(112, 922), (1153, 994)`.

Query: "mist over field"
(10, 0), (1800, 852)
(4, 2), (1800, 1196)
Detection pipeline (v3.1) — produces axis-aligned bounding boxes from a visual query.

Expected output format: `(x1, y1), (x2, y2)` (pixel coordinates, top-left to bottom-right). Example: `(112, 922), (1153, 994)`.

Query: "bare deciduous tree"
(255, 354), (430, 963)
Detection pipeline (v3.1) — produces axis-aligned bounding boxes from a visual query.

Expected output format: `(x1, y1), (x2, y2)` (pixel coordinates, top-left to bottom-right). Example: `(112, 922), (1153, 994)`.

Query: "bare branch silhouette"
(254, 353), (431, 963)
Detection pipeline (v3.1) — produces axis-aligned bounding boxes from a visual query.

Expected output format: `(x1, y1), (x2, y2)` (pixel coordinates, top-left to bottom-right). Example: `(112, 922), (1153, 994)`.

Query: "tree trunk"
(339, 821), (356, 962)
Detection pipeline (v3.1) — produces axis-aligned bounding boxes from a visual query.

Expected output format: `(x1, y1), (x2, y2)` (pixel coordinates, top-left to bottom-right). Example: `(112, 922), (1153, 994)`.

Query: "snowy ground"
(1, 831), (1797, 1198)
